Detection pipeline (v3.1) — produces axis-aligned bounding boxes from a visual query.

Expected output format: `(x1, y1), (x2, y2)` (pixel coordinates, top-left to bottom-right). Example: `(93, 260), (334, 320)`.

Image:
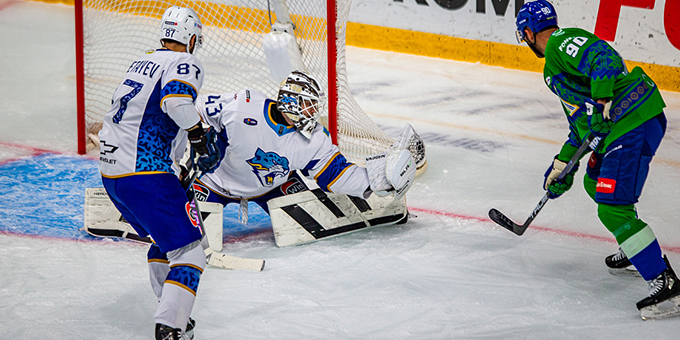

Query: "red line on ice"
(408, 207), (680, 254)
(0, 0), (19, 12)
(0, 143), (678, 255)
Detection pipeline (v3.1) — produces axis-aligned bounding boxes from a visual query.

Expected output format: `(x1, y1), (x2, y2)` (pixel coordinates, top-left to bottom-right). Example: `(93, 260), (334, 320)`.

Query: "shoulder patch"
(244, 118), (258, 126)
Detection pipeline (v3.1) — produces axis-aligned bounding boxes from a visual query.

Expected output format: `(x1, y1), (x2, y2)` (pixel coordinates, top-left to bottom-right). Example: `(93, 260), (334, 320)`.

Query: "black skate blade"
(608, 267), (641, 278)
(640, 295), (680, 321)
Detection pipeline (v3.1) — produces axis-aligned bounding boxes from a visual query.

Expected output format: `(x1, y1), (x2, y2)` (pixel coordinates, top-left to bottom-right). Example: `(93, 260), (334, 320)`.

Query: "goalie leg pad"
(84, 187), (151, 242)
(268, 189), (407, 247)
(190, 201), (224, 252)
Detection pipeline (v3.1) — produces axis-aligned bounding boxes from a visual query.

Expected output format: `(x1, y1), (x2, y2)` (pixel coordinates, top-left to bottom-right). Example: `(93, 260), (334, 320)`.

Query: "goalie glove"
(365, 148), (416, 199)
(386, 148), (416, 199)
(366, 152), (391, 197)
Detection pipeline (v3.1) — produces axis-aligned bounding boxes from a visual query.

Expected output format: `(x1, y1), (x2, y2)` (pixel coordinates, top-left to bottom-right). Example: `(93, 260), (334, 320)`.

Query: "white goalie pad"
(194, 201), (225, 252)
(267, 189), (407, 247)
(83, 188), (151, 243)
(83, 188), (224, 252)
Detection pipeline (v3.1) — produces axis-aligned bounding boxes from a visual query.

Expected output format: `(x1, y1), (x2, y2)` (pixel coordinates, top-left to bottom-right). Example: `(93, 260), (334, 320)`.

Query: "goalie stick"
(184, 157), (266, 272)
(488, 134), (597, 236)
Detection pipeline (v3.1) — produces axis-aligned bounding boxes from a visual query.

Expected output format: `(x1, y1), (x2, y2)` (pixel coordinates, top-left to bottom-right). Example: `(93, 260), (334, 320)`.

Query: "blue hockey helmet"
(515, 0), (558, 43)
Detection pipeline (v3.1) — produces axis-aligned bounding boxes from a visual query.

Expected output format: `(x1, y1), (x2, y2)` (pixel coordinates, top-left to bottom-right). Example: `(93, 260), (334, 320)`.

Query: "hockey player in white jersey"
(97, 6), (220, 340)
(189, 70), (416, 233)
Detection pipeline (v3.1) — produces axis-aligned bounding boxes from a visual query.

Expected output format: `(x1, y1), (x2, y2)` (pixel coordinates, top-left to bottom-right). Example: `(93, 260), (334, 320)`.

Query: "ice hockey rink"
(2, 1), (680, 339)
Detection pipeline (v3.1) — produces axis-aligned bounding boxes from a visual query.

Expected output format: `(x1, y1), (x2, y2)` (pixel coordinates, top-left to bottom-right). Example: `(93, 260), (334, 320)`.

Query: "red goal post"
(74, 0), (425, 171)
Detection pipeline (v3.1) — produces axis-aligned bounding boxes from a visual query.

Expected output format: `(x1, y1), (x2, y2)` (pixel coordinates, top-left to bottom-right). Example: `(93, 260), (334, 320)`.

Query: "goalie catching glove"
(365, 144), (417, 199)
(365, 123), (421, 199)
(187, 125), (222, 173)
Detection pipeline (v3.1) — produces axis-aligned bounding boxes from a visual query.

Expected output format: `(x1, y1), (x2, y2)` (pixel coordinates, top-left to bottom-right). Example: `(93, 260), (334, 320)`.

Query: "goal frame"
(74, 0), (341, 155)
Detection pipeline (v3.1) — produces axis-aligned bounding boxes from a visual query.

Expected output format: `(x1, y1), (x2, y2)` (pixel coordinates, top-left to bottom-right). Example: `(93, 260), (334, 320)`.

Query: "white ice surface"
(1, 1), (680, 339)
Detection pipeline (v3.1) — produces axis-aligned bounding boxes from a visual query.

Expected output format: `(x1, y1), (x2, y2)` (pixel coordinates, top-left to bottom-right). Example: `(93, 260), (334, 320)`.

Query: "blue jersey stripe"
(314, 153), (355, 192)
(160, 79), (198, 106)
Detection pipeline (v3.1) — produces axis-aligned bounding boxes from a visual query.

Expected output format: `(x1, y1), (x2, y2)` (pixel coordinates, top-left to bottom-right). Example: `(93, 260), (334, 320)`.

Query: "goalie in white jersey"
(190, 71), (416, 225)
(97, 6), (219, 340)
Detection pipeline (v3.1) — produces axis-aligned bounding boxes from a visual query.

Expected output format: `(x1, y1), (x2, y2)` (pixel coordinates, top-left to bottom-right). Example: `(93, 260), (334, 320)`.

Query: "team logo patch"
(246, 148), (290, 187)
(596, 178), (616, 194)
(243, 118), (258, 126)
(191, 183), (209, 202)
(185, 202), (199, 227)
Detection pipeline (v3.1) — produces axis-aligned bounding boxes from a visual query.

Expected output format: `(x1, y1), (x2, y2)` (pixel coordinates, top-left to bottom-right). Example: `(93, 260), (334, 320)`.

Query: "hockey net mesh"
(81, 0), (394, 164)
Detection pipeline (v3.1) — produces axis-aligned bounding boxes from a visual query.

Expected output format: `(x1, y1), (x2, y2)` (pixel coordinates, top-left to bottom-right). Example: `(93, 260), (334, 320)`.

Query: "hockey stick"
(185, 155), (266, 272)
(488, 134), (598, 236)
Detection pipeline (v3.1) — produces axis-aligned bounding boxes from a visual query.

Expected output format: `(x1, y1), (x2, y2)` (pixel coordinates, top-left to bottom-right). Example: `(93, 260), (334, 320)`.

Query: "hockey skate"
(156, 320), (194, 340)
(636, 256), (680, 320)
(605, 248), (640, 277)
(184, 318), (195, 340)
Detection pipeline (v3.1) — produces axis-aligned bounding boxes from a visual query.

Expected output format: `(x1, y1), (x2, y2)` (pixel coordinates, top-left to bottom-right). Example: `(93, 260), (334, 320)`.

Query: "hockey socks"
(597, 204), (666, 281)
(154, 241), (206, 332)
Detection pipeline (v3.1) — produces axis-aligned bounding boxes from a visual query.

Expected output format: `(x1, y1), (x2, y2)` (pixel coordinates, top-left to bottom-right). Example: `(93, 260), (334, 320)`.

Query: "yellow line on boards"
(346, 22), (680, 93)
(32, 0), (680, 92)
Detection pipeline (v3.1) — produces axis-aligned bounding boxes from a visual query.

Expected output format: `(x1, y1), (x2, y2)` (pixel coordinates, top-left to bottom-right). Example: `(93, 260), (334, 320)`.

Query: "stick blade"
(205, 249), (265, 272)
(488, 208), (527, 236)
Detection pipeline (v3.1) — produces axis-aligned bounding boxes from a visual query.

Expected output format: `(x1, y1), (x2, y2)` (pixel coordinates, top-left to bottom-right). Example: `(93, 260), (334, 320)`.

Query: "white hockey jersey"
(196, 90), (370, 199)
(99, 49), (203, 177)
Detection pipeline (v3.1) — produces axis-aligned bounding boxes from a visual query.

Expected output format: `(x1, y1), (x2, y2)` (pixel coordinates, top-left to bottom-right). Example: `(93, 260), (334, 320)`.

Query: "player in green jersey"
(515, 0), (679, 320)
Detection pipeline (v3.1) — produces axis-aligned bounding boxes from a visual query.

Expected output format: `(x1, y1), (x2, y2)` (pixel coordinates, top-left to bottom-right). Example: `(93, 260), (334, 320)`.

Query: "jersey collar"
(264, 99), (296, 136)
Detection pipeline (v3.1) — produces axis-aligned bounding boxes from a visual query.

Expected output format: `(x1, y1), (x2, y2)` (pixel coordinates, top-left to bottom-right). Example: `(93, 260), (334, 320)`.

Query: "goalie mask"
(277, 71), (326, 139)
(160, 6), (204, 54)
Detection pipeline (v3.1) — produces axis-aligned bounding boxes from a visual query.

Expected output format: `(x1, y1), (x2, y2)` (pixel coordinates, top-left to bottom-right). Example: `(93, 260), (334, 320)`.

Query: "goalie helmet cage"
(74, 0), (396, 165)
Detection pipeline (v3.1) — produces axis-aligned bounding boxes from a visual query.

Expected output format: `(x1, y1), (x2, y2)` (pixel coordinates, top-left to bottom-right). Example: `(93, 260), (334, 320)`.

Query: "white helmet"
(159, 6), (204, 54)
(277, 71), (327, 139)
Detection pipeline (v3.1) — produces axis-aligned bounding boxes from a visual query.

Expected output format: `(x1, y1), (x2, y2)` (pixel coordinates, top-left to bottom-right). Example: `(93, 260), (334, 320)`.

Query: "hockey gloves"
(585, 98), (614, 138)
(543, 156), (579, 199)
(188, 126), (222, 173)
(365, 148), (416, 200)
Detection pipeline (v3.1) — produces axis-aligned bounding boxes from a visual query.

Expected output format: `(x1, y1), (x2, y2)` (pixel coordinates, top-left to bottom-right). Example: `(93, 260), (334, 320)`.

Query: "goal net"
(76, 0), (426, 169)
